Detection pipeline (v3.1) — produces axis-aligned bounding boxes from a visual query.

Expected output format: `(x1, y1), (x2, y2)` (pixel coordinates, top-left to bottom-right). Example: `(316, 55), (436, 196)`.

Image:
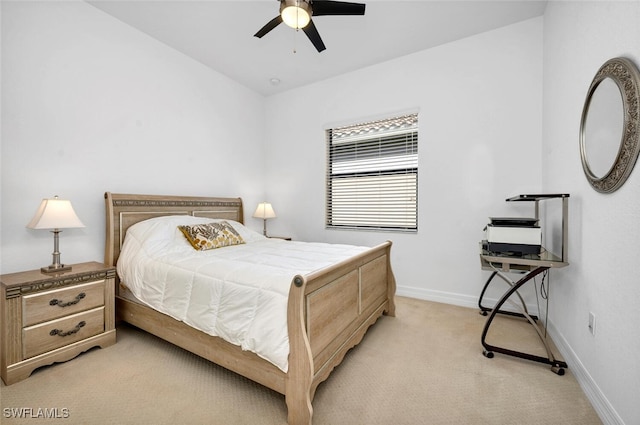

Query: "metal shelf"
(477, 193), (570, 374)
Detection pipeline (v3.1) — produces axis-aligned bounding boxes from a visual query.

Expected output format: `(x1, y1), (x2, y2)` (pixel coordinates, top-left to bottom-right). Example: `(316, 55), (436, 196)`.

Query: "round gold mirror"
(579, 57), (640, 193)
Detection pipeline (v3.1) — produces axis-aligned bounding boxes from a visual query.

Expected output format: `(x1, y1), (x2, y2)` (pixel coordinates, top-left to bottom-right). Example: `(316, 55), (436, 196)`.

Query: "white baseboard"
(396, 284), (623, 425)
(396, 285), (479, 309)
(546, 321), (624, 425)
(396, 284), (539, 315)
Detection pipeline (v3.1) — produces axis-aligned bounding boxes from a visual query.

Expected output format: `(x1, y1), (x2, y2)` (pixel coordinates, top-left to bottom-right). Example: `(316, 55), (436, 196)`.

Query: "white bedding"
(116, 215), (368, 372)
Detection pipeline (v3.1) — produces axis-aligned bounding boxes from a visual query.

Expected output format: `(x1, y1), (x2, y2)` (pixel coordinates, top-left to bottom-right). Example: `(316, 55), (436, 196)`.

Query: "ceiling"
(88, 0), (548, 96)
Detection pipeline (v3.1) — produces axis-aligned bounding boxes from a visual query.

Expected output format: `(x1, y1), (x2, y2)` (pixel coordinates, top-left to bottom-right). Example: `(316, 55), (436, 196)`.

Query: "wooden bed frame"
(104, 192), (396, 425)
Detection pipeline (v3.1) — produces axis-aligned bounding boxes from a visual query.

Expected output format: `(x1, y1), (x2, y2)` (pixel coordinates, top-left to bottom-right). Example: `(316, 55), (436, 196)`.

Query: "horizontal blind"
(326, 113), (418, 232)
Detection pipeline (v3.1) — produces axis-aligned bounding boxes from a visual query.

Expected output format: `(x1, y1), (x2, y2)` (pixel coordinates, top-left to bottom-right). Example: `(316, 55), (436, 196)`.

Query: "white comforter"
(116, 215), (368, 372)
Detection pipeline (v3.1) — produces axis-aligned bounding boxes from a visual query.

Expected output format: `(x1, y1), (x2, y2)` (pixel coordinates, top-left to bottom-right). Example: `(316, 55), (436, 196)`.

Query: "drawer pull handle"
(49, 292), (86, 307)
(49, 321), (86, 337)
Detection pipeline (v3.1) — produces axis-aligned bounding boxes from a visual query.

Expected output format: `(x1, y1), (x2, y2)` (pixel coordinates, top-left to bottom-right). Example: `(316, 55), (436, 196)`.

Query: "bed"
(104, 192), (396, 425)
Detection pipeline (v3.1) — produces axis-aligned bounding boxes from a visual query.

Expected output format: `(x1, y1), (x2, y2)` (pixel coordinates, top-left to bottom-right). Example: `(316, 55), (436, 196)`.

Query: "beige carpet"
(1, 297), (601, 425)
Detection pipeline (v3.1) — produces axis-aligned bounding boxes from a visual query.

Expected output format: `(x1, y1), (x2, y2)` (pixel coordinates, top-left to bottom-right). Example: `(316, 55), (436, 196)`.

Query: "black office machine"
(484, 216), (541, 255)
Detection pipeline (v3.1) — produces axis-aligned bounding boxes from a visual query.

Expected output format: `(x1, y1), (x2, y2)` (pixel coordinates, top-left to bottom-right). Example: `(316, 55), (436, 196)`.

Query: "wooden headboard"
(104, 192), (244, 267)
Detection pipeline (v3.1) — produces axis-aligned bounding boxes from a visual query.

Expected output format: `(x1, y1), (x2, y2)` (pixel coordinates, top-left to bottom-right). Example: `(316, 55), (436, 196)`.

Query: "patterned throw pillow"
(178, 221), (245, 251)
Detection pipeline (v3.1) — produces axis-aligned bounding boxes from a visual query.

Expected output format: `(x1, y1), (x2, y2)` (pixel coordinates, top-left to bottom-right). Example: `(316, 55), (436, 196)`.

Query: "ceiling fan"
(254, 0), (366, 53)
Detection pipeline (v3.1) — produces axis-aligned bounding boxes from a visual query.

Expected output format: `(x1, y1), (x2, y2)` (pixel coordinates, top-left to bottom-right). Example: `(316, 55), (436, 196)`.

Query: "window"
(326, 113), (418, 232)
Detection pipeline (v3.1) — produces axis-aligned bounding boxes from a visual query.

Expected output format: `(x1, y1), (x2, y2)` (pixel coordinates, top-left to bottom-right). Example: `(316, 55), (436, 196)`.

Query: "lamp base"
(41, 264), (72, 274)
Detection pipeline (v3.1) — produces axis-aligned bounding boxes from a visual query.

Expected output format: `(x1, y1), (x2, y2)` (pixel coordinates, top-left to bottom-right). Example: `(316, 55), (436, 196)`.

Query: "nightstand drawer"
(22, 280), (105, 327)
(23, 307), (105, 359)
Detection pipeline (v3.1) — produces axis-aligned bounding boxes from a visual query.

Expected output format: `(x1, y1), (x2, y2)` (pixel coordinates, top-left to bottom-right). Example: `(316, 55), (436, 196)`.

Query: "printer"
(484, 217), (541, 255)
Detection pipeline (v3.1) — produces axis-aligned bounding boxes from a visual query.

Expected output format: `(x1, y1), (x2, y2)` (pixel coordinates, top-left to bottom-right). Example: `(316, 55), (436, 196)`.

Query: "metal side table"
(478, 194), (569, 375)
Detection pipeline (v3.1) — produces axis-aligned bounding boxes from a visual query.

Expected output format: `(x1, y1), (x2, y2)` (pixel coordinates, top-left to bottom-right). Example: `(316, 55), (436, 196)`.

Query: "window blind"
(326, 113), (418, 232)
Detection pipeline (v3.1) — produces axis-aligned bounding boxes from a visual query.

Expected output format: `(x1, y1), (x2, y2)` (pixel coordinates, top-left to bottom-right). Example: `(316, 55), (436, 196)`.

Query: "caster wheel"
(551, 366), (565, 376)
(480, 310), (488, 316)
(483, 350), (494, 359)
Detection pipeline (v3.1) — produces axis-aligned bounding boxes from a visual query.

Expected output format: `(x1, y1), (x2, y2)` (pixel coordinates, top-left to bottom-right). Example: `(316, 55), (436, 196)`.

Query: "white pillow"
(124, 215), (266, 250)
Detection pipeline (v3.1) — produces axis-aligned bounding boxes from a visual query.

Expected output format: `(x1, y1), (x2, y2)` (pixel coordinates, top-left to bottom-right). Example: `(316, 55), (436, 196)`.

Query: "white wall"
(543, 2), (640, 425)
(264, 18), (544, 307)
(0, 1), (266, 274)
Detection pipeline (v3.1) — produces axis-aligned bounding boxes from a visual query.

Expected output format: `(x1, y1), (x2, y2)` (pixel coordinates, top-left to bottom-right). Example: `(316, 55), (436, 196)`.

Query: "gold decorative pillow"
(178, 221), (245, 251)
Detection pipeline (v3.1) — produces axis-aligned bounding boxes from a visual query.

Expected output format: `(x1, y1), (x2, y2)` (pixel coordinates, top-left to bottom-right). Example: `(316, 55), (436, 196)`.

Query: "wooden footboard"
(104, 192), (396, 425)
(286, 242), (396, 425)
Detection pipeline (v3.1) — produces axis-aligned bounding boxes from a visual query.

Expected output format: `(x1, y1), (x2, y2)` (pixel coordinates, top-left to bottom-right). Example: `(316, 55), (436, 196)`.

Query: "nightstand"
(0, 261), (116, 385)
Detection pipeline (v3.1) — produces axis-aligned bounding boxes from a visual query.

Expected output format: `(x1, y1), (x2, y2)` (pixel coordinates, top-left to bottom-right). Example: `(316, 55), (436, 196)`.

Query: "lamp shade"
(281, 0), (311, 29)
(26, 197), (85, 230)
(252, 202), (277, 219)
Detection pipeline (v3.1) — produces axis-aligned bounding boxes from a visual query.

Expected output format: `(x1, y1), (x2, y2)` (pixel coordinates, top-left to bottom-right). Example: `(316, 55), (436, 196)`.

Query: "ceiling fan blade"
(302, 19), (326, 52)
(254, 15), (283, 38)
(311, 1), (366, 16)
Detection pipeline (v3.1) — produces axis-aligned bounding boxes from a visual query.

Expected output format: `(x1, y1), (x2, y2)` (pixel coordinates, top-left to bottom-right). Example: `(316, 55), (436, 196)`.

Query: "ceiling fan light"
(281, 0), (311, 29)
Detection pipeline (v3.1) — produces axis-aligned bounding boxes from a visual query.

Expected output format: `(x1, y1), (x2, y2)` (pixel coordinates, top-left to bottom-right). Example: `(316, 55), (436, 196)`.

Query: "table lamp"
(26, 196), (85, 273)
(252, 202), (276, 236)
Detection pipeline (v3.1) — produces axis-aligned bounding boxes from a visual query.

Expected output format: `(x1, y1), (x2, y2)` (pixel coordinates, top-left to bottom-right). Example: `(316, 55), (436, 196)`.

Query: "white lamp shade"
(281, 0), (311, 29)
(26, 197), (85, 230)
(252, 202), (277, 219)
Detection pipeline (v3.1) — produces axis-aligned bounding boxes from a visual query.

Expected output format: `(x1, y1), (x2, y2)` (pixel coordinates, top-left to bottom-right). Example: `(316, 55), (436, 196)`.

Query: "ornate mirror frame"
(579, 57), (640, 193)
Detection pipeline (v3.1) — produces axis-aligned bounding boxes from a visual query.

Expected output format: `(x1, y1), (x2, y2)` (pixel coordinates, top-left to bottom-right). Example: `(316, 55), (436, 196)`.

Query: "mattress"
(116, 215), (368, 372)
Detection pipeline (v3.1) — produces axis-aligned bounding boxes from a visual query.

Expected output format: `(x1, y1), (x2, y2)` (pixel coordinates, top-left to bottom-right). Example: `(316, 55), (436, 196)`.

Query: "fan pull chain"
(294, 0), (301, 53)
